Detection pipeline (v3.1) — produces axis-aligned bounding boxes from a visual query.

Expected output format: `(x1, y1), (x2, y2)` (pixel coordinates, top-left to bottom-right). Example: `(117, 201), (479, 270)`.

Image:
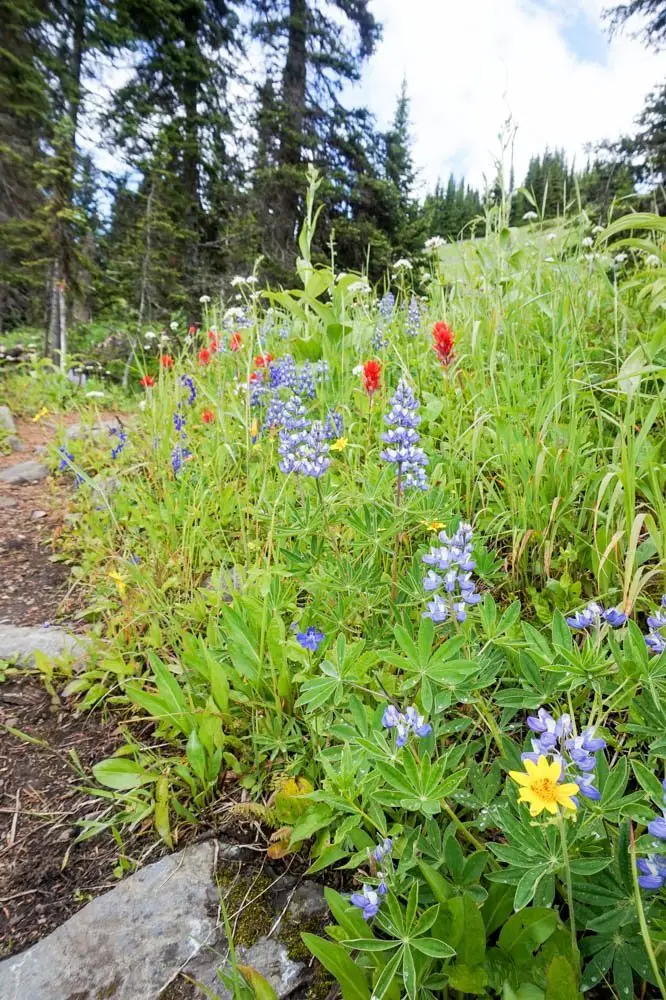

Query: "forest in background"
(1, 0), (665, 347)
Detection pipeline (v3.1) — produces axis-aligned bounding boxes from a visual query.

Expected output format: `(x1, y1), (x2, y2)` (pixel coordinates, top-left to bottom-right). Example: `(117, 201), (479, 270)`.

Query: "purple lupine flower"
(422, 521), (481, 624)
(350, 884), (383, 920)
(110, 428), (128, 460)
(323, 410), (343, 441)
(279, 411), (331, 480)
(604, 608), (627, 627)
(314, 360), (329, 383)
(382, 703), (431, 748)
(380, 379), (428, 492)
(638, 855), (666, 890)
(406, 295), (420, 337)
(171, 443), (191, 474)
(269, 355), (298, 392)
(58, 447), (74, 471)
(405, 705), (433, 738)
(296, 626), (325, 652)
(298, 362), (316, 399)
(373, 838), (392, 863)
(646, 631), (666, 654)
(179, 374), (196, 405)
(647, 597), (666, 632)
(566, 601), (627, 630)
(646, 596), (666, 654)
(649, 817), (666, 839)
(173, 409), (186, 433)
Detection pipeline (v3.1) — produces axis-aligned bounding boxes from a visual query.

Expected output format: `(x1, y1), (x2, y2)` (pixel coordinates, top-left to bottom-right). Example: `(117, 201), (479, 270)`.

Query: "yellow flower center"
(531, 778), (558, 802)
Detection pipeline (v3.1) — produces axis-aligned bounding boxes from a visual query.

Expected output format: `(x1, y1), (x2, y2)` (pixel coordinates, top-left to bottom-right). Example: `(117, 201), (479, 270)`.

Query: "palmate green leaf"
(631, 759), (665, 807)
(411, 937), (455, 959)
(301, 934), (371, 1000)
(370, 947), (404, 1000)
(513, 866), (551, 909)
(418, 860), (454, 905)
(294, 675), (339, 711)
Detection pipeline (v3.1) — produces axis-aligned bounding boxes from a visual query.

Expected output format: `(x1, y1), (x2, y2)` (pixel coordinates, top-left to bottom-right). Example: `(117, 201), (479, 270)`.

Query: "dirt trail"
(0, 410), (132, 958)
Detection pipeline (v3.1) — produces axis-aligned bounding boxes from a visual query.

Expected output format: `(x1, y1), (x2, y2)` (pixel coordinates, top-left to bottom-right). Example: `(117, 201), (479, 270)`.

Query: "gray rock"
(0, 625), (87, 666)
(65, 418), (119, 442)
(0, 460), (48, 484)
(286, 881), (327, 921)
(8, 436), (25, 452)
(184, 936), (307, 1000)
(0, 405), (16, 435)
(0, 496), (18, 509)
(0, 841), (218, 1000)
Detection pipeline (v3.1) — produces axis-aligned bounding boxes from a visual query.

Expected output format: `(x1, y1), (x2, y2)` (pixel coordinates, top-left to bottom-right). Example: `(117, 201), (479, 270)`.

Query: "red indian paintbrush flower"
(160, 354), (174, 369)
(198, 347), (212, 366)
(363, 359), (381, 396)
(139, 374), (155, 388)
(254, 353), (273, 367)
(432, 322), (455, 366)
(202, 408), (215, 424)
(229, 332), (243, 352)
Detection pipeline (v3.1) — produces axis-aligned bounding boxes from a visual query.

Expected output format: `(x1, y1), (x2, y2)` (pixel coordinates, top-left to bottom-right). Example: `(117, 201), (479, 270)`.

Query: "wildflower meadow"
(5, 174), (666, 999)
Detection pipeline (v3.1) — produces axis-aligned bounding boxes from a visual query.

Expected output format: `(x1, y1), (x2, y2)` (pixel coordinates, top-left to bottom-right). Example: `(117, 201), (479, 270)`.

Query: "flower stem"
(630, 822), (666, 999)
(556, 809), (579, 970)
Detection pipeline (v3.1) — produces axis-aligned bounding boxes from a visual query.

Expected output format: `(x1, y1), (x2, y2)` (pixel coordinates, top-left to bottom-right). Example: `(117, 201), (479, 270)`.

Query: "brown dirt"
(0, 412), (123, 626)
(0, 409), (142, 958)
(0, 677), (128, 958)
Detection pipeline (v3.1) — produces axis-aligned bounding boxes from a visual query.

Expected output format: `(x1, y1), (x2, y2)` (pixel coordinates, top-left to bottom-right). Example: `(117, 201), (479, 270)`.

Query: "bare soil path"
(0, 410), (133, 958)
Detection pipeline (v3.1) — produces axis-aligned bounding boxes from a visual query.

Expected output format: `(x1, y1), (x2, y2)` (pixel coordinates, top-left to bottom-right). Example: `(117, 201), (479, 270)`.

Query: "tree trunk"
(275, 0), (307, 262)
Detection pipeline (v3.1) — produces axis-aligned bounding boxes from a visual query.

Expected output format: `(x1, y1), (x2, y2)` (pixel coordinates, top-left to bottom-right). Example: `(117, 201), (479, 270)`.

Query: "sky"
(354, 0), (664, 193)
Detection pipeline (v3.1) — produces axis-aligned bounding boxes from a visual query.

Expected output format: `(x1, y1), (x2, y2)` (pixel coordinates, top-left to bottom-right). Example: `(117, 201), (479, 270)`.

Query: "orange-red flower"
(433, 322), (455, 366)
(139, 374), (155, 388)
(254, 353), (273, 367)
(363, 359), (381, 396)
(230, 332), (243, 352)
(198, 347), (212, 366)
(202, 408), (215, 424)
(160, 354), (174, 369)
(207, 330), (219, 351)
(188, 324), (197, 335)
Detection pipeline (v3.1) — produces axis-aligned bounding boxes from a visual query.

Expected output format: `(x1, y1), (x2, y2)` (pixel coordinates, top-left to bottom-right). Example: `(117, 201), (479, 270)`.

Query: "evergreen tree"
(605, 0), (666, 48)
(107, 0), (246, 306)
(251, 0), (380, 276)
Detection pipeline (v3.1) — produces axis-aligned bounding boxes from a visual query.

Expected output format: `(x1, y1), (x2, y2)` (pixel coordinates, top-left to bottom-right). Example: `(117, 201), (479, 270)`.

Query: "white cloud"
(354, 0), (663, 192)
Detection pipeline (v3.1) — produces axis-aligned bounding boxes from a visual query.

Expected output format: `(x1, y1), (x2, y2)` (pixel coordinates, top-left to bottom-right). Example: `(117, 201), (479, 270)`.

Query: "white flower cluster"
(424, 236), (446, 252)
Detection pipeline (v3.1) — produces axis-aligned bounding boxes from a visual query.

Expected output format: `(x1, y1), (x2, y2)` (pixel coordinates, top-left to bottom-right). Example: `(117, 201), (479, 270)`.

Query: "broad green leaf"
(93, 756), (158, 790)
(301, 934), (371, 1000)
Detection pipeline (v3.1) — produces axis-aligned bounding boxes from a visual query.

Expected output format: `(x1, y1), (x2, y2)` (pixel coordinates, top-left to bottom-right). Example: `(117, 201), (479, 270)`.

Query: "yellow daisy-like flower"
(509, 755), (578, 817)
(330, 437), (348, 452)
(422, 519), (445, 532)
(108, 571), (127, 599)
(32, 407), (49, 422)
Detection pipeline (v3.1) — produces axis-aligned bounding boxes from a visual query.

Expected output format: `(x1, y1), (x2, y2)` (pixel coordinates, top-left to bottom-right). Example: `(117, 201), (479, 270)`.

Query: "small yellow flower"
(422, 519), (445, 532)
(108, 571), (127, 599)
(330, 437), (348, 452)
(509, 755), (578, 817)
(250, 418), (259, 444)
(32, 407), (49, 422)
